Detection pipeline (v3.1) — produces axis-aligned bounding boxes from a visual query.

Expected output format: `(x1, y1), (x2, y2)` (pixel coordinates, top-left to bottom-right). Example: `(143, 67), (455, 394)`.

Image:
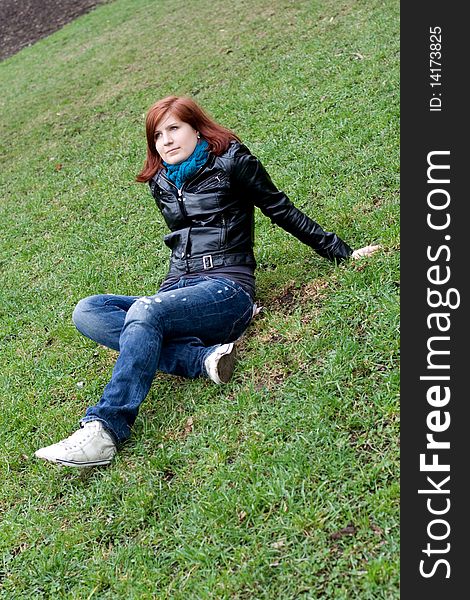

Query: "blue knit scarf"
(163, 139), (209, 189)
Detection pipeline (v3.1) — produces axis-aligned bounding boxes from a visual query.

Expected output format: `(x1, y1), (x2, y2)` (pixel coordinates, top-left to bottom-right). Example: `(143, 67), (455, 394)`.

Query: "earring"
(197, 133), (201, 139)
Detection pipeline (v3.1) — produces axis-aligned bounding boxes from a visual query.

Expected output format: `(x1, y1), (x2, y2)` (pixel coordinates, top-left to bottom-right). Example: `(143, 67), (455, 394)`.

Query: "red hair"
(136, 96), (240, 182)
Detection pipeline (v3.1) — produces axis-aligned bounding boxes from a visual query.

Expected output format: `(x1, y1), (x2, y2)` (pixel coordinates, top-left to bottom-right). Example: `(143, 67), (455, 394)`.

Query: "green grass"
(0, 0), (399, 597)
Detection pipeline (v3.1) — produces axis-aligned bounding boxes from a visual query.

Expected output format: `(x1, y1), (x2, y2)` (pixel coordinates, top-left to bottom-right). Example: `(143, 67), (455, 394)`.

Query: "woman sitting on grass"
(35, 95), (379, 468)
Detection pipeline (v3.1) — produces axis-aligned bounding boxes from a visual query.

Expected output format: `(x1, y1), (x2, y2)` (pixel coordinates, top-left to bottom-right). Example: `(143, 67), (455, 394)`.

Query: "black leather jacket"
(149, 141), (352, 275)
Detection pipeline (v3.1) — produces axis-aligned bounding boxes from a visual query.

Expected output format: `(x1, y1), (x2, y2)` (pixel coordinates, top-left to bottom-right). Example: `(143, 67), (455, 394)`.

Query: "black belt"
(169, 252), (256, 274)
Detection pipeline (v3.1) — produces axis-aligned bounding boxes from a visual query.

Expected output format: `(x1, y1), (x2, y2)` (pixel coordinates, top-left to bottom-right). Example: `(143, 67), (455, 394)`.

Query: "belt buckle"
(202, 255), (213, 270)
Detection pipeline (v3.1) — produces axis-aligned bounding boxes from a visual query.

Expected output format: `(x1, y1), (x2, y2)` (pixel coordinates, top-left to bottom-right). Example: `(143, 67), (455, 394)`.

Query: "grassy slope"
(0, 0), (399, 597)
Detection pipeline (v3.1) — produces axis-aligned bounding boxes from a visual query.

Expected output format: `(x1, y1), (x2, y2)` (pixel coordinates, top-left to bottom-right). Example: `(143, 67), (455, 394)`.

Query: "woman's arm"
(351, 244), (381, 259)
(231, 144), (353, 262)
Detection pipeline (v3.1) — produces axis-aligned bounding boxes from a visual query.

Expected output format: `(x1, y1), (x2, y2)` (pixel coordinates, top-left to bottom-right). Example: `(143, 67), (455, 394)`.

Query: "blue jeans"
(72, 276), (254, 444)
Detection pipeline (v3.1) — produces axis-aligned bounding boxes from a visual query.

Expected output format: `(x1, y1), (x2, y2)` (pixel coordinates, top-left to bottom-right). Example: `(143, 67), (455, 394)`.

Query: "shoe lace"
(58, 424), (98, 450)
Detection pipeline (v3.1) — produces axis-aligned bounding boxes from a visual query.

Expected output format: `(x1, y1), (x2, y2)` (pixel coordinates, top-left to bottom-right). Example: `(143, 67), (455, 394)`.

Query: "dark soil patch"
(0, 0), (107, 61)
(269, 279), (331, 314)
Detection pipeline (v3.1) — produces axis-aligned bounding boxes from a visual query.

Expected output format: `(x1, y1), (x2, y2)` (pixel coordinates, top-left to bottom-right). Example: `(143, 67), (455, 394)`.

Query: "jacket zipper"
(160, 165), (208, 220)
(177, 187), (187, 218)
(159, 160), (214, 270)
(221, 215), (227, 246)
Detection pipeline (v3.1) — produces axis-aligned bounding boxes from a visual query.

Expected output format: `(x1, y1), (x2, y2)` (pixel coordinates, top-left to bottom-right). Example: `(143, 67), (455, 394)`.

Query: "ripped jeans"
(72, 276), (254, 444)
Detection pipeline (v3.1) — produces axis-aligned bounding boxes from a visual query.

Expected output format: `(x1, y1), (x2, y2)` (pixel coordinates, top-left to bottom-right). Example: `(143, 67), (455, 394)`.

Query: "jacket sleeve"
(230, 145), (352, 262)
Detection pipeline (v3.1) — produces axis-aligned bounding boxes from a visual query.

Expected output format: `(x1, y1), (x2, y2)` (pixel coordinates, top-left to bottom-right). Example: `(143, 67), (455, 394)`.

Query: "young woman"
(35, 95), (379, 467)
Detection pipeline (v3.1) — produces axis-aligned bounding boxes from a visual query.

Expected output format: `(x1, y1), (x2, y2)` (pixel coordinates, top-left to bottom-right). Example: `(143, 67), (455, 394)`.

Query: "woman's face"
(154, 112), (199, 164)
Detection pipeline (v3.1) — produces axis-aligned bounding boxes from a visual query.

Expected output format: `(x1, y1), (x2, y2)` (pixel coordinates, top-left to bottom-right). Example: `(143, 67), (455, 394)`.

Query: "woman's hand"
(351, 244), (381, 259)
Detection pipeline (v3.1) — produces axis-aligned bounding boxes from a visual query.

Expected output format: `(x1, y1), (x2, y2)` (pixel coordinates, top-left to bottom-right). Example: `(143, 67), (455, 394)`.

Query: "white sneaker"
(204, 342), (237, 384)
(34, 421), (117, 468)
